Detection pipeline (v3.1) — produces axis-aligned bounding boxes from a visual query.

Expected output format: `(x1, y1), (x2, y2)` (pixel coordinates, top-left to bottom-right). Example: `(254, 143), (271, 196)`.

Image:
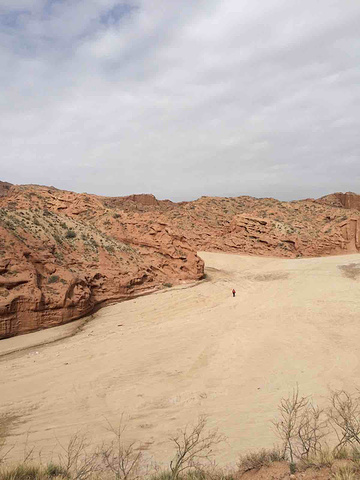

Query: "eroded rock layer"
(0, 185), (203, 338)
(1, 183), (360, 338)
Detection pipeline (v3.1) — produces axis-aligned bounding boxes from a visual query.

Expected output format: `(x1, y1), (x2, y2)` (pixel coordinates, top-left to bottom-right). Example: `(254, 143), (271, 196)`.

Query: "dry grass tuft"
(238, 448), (284, 473)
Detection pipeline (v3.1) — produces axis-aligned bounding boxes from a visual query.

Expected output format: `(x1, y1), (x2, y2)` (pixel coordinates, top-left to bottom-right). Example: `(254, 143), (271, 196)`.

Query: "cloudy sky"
(1, 0), (359, 201)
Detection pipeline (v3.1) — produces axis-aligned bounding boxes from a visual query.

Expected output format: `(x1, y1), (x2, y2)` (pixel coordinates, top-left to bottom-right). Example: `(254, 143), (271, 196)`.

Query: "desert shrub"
(54, 252), (64, 262)
(238, 448), (284, 473)
(53, 234), (63, 245)
(328, 390), (360, 451)
(48, 276), (59, 284)
(163, 283), (173, 288)
(45, 462), (68, 478)
(168, 416), (224, 480)
(56, 433), (99, 480)
(65, 230), (76, 239)
(333, 465), (356, 480)
(99, 417), (143, 480)
(0, 464), (44, 480)
(272, 386), (327, 463)
(149, 472), (173, 480)
(299, 448), (335, 469)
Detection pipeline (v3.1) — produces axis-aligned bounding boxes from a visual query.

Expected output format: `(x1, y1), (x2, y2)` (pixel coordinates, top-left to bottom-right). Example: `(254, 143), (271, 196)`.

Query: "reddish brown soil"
(1, 183), (359, 339)
(238, 459), (355, 479)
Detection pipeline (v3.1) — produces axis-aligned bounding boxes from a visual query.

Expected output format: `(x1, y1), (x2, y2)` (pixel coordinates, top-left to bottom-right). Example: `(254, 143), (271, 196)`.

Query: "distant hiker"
(232, 289), (236, 297)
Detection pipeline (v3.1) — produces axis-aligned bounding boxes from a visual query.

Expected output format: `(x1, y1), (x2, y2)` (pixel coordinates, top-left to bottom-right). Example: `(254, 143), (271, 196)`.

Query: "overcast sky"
(0, 1), (359, 201)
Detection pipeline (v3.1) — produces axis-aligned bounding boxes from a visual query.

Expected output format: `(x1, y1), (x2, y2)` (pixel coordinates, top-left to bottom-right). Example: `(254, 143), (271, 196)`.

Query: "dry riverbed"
(1, 252), (360, 465)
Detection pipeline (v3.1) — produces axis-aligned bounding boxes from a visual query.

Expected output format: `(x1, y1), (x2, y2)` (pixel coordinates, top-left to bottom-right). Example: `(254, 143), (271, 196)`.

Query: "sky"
(0, 0), (359, 201)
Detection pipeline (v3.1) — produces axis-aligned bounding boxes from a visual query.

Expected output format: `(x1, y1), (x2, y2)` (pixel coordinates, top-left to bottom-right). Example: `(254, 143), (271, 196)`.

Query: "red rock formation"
(334, 192), (360, 211)
(0, 185), (203, 339)
(157, 195), (360, 258)
(0, 181), (12, 197)
(318, 192), (360, 211)
(1, 182), (360, 339)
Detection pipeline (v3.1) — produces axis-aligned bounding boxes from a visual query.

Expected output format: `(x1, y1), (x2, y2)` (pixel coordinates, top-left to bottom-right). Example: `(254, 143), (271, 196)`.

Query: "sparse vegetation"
(5, 390), (360, 480)
(272, 385), (327, 463)
(238, 448), (284, 473)
(169, 416), (223, 480)
(48, 275), (59, 284)
(65, 230), (77, 239)
(100, 417), (143, 480)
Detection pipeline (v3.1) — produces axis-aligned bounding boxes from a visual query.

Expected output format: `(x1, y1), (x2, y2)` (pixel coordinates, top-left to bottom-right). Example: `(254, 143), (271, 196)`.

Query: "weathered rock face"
(319, 192), (360, 211)
(0, 186), (204, 339)
(160, 195), (360, 258)
(334, 192), (360, 211)
(0, 181), (12, 197)
(1, 183), (360, 339)
(339, 218), (360, 251)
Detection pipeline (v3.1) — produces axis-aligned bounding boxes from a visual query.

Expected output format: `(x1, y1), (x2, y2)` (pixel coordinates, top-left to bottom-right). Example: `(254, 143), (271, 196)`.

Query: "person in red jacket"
(232, 288), (236, 297)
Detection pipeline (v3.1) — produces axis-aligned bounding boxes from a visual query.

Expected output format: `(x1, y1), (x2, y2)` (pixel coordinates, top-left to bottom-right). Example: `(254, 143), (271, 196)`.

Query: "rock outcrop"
(1, 182), (360, 339)
(0, 181), (12, 197)
(0, 185), (203, 339)
(159, 195), (360, 258)
(319, 192), (360, 211)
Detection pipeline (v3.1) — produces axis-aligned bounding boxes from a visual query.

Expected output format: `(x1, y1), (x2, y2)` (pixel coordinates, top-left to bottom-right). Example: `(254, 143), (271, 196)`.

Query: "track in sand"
(1, 252), (360, 465)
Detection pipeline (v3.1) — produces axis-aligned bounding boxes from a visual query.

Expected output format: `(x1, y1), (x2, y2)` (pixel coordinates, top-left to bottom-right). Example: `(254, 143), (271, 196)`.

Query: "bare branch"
(169, 416), (224, 480)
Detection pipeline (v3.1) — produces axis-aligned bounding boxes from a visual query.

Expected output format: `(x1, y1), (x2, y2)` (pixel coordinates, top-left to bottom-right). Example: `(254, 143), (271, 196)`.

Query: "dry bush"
(328, 390), (360, 451)
(272, 386), (327, 463)
(99, 417), (143, 480)
(151, 465), (235, 480)
(298, 448), (335, 470)
(169, 416), (224, 480)
(237, 448), (284, 473)
(0, 463), (47, 480)
(0, 463), (67, 480)
(56, 434), (99, 480)
(333, 464), (357, 480)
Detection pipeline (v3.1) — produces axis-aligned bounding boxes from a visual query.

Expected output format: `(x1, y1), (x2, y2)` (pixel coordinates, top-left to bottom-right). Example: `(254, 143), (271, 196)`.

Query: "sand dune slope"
(1, 252), (360, 465)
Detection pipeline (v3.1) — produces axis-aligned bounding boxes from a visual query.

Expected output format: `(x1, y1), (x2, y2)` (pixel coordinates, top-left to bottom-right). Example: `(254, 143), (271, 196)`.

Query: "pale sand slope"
(1, 252), (360, 465)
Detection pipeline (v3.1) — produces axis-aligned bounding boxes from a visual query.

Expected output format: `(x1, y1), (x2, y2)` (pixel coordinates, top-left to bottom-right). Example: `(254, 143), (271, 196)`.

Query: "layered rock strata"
(1, 183), (360, 338)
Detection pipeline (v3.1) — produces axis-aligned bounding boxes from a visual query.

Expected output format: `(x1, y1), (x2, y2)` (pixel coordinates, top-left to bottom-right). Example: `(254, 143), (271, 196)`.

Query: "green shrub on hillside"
(65, 230), (76, 239)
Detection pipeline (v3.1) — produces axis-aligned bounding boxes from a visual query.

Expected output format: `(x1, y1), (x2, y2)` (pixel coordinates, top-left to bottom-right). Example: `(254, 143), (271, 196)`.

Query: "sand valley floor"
(1, 252), (360, 465)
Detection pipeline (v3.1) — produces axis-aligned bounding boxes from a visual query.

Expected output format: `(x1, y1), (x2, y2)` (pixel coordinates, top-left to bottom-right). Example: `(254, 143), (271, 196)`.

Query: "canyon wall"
(1, 184), (360, 338)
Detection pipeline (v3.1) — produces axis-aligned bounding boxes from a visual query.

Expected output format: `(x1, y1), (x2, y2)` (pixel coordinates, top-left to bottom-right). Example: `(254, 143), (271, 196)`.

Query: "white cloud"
(0, 0), (359, 200)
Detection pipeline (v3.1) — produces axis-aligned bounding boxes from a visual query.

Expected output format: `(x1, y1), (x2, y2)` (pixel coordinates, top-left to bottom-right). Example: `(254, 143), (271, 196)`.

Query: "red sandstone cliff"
(319, 192), (360, 211)
(1, 183), (360, 339)
(0, 185), (203, 339)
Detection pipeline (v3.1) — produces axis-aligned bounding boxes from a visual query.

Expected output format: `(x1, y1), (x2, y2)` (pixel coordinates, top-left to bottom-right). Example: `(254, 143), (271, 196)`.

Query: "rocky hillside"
(163, 193), (360, 257)
(0, 184), (203, 339)
(1, 183), (360, 339)
(318, 191), (360, 211)
(0, 181), (12, 197)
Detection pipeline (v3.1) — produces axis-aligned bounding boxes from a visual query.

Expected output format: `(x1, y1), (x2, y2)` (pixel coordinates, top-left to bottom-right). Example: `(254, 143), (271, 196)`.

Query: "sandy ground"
(1, 252), (360, 466)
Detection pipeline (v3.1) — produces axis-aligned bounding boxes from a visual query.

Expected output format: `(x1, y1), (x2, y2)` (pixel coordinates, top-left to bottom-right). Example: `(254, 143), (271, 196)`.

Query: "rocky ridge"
(1, 184), (360, 338)
(0, 184), (203, 338)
